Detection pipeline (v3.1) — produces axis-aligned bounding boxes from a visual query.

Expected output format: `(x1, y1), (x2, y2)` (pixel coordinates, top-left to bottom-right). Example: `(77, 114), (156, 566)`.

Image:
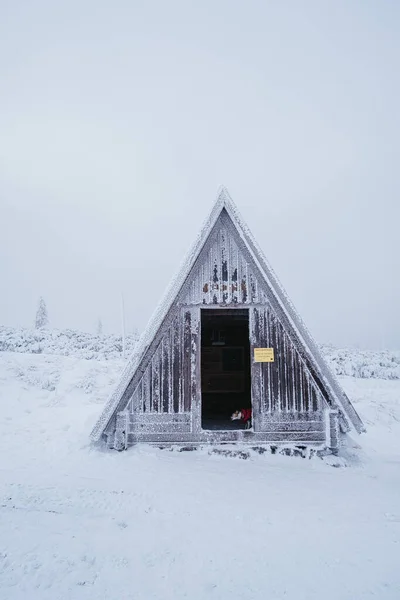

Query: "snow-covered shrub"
(0, 326), (139, 361)
(0, 326), (399, 380)
(321, 345), (400, 380)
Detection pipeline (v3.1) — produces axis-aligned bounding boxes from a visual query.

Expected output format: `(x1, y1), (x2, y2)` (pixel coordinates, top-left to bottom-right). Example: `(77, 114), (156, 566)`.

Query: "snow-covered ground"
(0, 350), (399, 600)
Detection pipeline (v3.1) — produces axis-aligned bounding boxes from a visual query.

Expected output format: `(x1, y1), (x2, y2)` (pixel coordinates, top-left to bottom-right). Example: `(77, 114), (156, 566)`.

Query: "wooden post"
(250, 307), (261, 432)
(190, 307), (202, 434)
(329, 410), (340, 453)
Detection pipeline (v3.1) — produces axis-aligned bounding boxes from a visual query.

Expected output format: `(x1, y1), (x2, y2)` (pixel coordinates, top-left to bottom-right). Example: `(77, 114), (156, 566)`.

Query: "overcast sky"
(1, 0), (399, 349)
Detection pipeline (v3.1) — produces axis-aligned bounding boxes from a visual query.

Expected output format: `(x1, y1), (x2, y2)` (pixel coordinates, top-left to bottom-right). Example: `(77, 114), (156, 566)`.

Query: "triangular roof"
(91, 187), (364, 441)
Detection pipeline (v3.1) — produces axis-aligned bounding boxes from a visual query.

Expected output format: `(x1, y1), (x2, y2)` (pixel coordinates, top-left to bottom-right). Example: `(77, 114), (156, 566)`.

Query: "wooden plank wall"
(250, 306), (325, 418)
(119, 209), (331, 446)
(182, 212), (269, 307)
(125, 309), (196, 416)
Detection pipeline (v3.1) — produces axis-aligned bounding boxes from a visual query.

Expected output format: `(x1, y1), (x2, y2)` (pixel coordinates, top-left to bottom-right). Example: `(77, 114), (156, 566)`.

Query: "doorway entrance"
(201, 309), (251, 430)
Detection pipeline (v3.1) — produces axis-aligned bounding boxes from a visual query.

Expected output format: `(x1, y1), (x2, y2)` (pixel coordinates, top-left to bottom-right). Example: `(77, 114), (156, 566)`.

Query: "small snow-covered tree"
(35, 297), (49, 329)
(96, 318), (103, 335)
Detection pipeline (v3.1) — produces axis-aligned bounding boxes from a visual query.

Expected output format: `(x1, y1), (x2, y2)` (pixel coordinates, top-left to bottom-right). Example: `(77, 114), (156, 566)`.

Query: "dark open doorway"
(201, 309), (251, 430)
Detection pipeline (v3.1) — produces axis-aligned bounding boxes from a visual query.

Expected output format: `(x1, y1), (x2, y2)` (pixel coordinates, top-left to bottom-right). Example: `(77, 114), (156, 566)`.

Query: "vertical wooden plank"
(139, 380), (144, 413)
(279, 322), (286, 412)
(153, 347), (160, 413)
(255, 272), (259, 303)
(213, 235), (218, 304)
(183, 310), (191, 411)
(236, 251), (242, 304)
(203, 252), (208, 305)
(311, 383), (319, 411)
(285, 333), (292, 413)
(291, 340), (296, 413)
(282, 332), (288, 413)
(241, 260), (248, 303)
(158, 340), (163, 412)
(227, 228), (232, 304)
(273, 316), (281, 412)
(162, 333), (170, 412)
(217, 230), (221, 304)
(307, 373), (312, 412)
(299, 364), (307, 412)
(179, 317), (184, 412)
(218, 231), (223, 304)
(275, 321), (283, 413)
(284, 339), (292, 412)
(294, 350), (301, 412)
(259, 287), (267, 304)
(168, 323), (174, 413)
(286, 334), (292, 413)
(250, 271), (257, 303)
(198, 268), (202, 304)
(250, 306), (261, 431)
(209, 243), (213, 304)
(263, 306), (270, 412)
(299, 353), (304, 412)
(268, 315), (276, 411)
(173, 317), (180, 413)
(190, 307), (201, 433)
(201, 262), (207, 305)
(148, 361), (153, 412)
(221, 228), (228, 304)
(329, 411), (339, 450)
(272, 314), (278, 412)
(142, 363), (148, 413)
(303, 372), (310, 412)
(265, 308), (272, 413)
(316, 388), (322, 411)
(258, 307), (265, 411)
(231, 242), (238, 304)
(160, 340), (164, 411)
(192, 270), (196, 305)
(211, 239), (218, 304)
(157, 346), (163, 413)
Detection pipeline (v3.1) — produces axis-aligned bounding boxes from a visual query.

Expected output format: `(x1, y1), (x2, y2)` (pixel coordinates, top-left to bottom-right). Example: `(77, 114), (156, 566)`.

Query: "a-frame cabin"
(91, 188), (364, 451)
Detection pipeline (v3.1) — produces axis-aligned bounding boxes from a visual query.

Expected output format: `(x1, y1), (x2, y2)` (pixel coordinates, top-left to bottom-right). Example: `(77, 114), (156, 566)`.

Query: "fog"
(1, 0), (399, 349)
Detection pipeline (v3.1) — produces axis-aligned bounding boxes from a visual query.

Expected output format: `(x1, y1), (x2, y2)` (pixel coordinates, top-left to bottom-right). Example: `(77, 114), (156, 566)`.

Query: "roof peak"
(216, 185), (233, 207)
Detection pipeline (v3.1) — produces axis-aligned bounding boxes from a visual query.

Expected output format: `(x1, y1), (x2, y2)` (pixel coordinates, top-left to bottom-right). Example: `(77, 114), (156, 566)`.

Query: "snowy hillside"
(321, 344), (400, 380)
(1, 325), (399, 379)
(0, 350), (399, 599)
(0, 325), (138, 361)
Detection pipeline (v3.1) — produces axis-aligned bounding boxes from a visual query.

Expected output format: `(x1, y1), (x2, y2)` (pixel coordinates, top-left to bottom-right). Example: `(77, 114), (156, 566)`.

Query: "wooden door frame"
(197, 306), (252, 433)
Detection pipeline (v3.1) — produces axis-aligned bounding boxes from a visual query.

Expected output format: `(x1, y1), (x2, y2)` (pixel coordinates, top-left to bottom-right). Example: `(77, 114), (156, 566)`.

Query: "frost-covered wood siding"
(107, 208), (333, 449)
(125, 309), (199, 416)
(182, 210), (269, 306)
(250, 306), (325, 418)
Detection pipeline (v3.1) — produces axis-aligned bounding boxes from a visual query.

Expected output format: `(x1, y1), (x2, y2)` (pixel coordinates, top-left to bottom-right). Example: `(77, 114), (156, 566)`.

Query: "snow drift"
(0, 350), (399, 599)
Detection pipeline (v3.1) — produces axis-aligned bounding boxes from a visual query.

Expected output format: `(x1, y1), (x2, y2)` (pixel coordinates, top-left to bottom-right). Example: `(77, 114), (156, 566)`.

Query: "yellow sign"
(254, 348), (274, 362)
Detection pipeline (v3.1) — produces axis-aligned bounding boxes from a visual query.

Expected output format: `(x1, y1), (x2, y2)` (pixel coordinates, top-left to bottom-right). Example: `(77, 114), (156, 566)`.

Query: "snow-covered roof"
(91, 187), (364, 441)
